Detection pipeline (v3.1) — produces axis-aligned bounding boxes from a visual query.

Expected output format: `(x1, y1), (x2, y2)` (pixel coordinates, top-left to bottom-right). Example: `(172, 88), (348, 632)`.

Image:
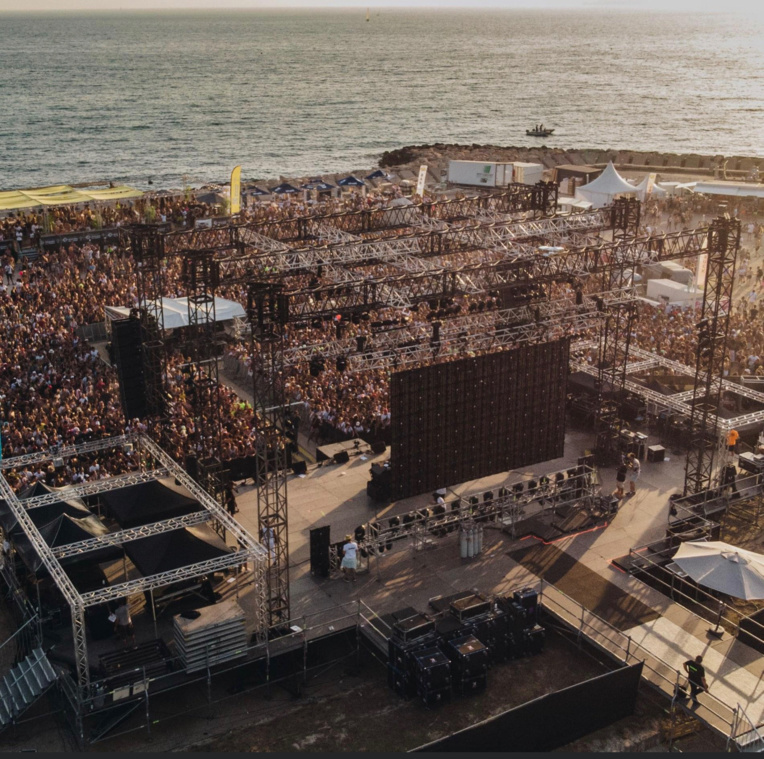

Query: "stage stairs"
(732, 707), (764, 753)
(0, 647), (58, 730)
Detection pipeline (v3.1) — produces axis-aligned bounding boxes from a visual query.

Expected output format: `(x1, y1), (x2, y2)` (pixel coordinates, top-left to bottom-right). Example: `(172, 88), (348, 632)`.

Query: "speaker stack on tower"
(111, 318), (148, 420)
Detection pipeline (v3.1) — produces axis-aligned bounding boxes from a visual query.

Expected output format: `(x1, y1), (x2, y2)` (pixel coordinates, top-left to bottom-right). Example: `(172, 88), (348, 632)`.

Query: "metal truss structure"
(594, 198), (641, 463)
(0, 435), (268, 705)
(363, 465), (597, 552)
(247, 283), (290, 628)
(182, 249), (229, 515)
(130, 226), (167, 428)
(684, 217), (740, 495)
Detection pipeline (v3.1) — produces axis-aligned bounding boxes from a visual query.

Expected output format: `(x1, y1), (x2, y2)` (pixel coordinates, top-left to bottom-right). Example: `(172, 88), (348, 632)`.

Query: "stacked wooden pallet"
(173, 599), (248, 673)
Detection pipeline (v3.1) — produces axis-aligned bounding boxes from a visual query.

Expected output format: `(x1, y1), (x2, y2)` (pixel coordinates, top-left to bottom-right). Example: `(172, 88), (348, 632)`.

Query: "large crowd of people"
(1, 181), (763, 492)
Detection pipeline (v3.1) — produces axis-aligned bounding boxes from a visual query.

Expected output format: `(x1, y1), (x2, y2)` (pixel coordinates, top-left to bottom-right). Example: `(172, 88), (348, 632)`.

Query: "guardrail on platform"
(536, 579), (738, 741)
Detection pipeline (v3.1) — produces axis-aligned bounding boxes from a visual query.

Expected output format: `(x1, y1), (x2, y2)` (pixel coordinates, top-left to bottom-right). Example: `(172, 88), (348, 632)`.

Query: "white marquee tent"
(631, 175), (669, 202)
(575, 162), (639, 208)
(104, 297), (246, 330)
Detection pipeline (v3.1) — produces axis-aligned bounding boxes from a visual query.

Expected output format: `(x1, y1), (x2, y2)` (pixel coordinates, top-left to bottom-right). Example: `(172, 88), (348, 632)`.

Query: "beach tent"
(574, 162), (639, 208)
(631, 175), (669, 202)
(104, 296), (245, 330)
(365, 170), (388, 180)
(301, 180), (335, 192)
(270, 182), (299, 195)
(337, 176), (366, 187)
(248, 186), (270, 196)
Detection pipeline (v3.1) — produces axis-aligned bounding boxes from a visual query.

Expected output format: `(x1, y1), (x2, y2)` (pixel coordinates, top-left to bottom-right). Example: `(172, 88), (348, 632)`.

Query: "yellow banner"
(230, 165), (242, 215)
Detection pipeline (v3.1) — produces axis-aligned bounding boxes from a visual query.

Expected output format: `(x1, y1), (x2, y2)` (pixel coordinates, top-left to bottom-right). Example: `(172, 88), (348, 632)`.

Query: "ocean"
(0, 8), (762, 191)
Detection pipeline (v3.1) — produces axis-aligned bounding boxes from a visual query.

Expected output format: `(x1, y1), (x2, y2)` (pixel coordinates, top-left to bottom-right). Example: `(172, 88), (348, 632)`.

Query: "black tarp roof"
(14, 513), (121, 575)
(99, 477), (203, 528)
(124, 524), (230, 577)
(0, 495), (92, 535)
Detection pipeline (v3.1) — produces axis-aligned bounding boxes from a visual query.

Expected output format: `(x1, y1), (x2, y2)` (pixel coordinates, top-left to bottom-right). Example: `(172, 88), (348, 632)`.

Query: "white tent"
(631, 175), (669, 202)
(104, 297), (246, 331)
(575, 162), (639, 208)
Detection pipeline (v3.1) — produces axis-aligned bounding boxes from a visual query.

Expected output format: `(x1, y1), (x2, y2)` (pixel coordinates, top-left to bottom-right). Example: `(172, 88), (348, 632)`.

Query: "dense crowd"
(1, 180), (763, 492)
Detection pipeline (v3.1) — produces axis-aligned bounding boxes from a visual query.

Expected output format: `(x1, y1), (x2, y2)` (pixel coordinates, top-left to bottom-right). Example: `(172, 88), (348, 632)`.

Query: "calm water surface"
(0, 9), (762, 189)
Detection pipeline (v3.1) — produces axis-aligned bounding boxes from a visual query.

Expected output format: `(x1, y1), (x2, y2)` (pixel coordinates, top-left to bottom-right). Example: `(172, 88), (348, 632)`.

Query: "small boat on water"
(526, 127), (555, 137)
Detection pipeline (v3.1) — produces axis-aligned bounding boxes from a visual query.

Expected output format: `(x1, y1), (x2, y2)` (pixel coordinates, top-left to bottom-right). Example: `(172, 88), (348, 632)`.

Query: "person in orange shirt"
(727, 429), (739, 453)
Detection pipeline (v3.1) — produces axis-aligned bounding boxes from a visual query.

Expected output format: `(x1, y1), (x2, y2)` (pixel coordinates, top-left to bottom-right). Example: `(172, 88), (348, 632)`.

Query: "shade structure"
(574, 162), (638, 208)
(365, 169), (388, 180)
(124, 524), (231, 576)
(301, 180), (334, 191)
(104, 296), (245, 330)
(337, 175), (365, 187)
(14, 513), (121, 575)
(0, 184), (143, 211)
(99, 477), (203, 528)
(270, 182), (299, 195)
(248, 186), (270, 196)
(673, 541), (764, 600)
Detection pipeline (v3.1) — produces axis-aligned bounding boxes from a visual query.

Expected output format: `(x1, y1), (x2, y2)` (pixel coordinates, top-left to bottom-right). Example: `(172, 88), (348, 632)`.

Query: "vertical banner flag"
(416, 164), (428, 197)
(646, 172), (657, 197)
(230, 165), (242, 215)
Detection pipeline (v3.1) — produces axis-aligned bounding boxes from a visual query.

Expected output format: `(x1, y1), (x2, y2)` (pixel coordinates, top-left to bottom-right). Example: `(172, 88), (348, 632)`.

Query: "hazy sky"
(0, 0), (760, 11)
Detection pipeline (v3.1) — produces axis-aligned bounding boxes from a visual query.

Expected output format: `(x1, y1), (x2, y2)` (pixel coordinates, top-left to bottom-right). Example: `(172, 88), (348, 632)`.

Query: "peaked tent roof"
(99, 477), (203, 528)
(270, 182), (299, 195)
(631, 175), (668, 201)
(574, 162), (638, 208)
(337, 175), (366, 187)
(124, 524), (230, 576)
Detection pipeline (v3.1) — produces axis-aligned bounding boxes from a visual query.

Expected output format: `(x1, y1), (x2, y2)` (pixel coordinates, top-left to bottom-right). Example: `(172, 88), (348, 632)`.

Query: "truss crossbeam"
(53, 510), (212, 559)
(21, 469), (171, 510)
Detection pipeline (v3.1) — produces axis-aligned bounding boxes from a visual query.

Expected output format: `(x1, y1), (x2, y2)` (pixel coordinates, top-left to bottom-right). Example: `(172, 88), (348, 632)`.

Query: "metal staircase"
(732, 706), (764, 753)
(0, 648), (58, 730)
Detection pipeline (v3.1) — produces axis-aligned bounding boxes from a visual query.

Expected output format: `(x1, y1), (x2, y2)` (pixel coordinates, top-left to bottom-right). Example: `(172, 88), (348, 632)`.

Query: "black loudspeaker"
(334, 450), (350, 464)
(371, 440), (387, 454)
(112, 318), (147, 420)
(292, 460), (308, 476)
(310, 526), (331, 578)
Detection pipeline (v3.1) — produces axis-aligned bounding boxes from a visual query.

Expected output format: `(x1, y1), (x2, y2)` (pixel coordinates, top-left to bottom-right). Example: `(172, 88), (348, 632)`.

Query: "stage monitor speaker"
(371, 440), (387, 454)
(292, 460), (308, 476)
(310, 526), (331, 578)
(334, 450), (350, 464)
(647, 445), (666, 463)
(112, 317), (147, 420)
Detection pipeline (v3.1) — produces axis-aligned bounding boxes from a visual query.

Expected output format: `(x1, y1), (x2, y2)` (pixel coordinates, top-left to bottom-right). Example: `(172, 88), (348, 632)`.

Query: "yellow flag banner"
(230, 165), (242, 215)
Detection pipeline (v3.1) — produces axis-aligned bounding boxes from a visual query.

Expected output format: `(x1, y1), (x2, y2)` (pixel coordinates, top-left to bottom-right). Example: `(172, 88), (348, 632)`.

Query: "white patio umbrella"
(673, 541), (764, 637)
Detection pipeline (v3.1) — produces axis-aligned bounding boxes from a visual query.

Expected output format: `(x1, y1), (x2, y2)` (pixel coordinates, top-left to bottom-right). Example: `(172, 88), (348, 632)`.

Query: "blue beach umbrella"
(365, 169), (388, 180)
(337, 176), (366, 187)
(270, 182), (299, 195)
(248, 186), (270, 196)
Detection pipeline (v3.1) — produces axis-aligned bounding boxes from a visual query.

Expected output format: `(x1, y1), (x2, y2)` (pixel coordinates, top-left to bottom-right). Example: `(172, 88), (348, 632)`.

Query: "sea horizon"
(1, 7), (762, 191)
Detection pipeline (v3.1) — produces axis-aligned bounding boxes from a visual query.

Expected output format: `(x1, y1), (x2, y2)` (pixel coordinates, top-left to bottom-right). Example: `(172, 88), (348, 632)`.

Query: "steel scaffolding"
(0, 435), (269, 707)
(684, 216), (740, 494)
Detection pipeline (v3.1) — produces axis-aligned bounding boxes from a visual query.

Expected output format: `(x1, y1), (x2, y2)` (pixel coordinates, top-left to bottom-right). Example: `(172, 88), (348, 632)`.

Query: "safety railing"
(729, 703), (764, 752)
(537, 579), (738, 739)
(56, 600), (363, 746)
(0, 613), (40, 677)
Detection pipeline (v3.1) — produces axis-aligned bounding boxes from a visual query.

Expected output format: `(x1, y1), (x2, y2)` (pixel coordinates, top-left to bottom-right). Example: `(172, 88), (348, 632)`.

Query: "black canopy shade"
(99, 478), (203, 528)
(14, 513), (121, 575)
(124, 525), (231, 577)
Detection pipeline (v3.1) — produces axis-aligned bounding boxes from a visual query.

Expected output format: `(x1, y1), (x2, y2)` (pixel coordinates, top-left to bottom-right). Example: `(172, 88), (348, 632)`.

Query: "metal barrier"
(55, 600), (363, 746)
(537, 579), (738, 740)
(76, 321), (108, 343)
